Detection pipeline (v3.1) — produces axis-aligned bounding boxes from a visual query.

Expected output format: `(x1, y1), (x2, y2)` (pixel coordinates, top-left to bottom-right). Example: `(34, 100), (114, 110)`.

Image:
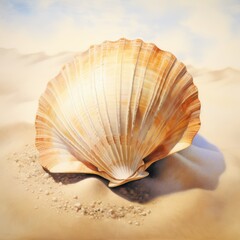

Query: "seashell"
(35, 38), (201, 187)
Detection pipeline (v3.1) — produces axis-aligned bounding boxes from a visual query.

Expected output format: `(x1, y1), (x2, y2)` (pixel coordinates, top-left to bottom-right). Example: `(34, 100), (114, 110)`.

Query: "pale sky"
(0, 0), (239, 69)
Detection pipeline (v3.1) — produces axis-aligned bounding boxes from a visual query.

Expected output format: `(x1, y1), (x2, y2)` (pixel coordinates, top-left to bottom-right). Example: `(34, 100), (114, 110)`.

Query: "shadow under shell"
(49, 135), (225, 203)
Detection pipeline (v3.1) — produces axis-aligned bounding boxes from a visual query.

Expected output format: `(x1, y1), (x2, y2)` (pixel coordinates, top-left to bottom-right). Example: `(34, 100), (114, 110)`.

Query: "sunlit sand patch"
(8, 144), (152, 226)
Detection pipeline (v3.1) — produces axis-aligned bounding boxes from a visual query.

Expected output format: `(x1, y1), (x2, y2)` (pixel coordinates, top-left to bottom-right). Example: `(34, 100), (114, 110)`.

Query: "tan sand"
(0, 49), (240, 240)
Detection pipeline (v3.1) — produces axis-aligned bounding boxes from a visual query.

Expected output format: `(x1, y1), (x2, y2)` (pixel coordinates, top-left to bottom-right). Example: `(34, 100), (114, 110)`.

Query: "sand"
(0, 49), (240, 240)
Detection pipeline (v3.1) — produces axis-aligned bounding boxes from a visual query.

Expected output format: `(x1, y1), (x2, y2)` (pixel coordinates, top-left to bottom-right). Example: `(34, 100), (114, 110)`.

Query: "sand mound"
(8, 143), (151, 224)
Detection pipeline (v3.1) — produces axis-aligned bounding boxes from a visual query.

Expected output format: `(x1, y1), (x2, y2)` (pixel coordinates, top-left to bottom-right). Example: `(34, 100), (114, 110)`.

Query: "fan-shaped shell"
(35, 38), (201, 187)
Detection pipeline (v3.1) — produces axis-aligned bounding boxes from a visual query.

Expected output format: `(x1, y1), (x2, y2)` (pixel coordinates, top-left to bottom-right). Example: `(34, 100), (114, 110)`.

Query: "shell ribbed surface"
(35, 38), (201, 187)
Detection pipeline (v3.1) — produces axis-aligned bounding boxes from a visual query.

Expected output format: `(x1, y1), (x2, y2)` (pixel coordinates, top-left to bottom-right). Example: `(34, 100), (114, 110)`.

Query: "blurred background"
(0, 0), (239, 69)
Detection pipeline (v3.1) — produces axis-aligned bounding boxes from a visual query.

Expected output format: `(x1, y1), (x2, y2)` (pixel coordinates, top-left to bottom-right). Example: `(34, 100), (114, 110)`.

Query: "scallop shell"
(35, 38), (201, 187)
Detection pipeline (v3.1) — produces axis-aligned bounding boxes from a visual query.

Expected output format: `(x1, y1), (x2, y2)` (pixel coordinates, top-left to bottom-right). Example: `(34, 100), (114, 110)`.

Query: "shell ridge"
(130, 40), (144, 137)
(72, 57), (90, 139)
(157, 57), (177, 109)
(89, 45), (121, 177)
(121, 39), (136, 177)
(36, 105), (100, 171)
(149, 73), (188, 149)
(37, 88), (93, 157)
(129, 43), (152, 170)
(72, 59), (102, 147)
(131, 50), (172, 165)
(93, 42), (122, 178)
(60, 66), (109, 167)
(126, 39), (143, 173)
(49, 74), (90, 145)
(131, 43), (159, 170)
(63, 63), (97, 143)
(171, 88), (200, 146)
(136, 46), (160, 132)
(118, 39), (127, 175)
(63, 59), (113, 173)
(91, 45), (119, 174)
(136, 48), (164, 144)
(143, 72), (198, 165)
(98, 40), (126, 179)
(124, 41), (135, 170)
(133, 57), (165, 159)
(121, 40), (143, 176)
(144, 107), (198, 168)
(83, 49), (113, 171)
(140, 59), (185, 159)
(38, 114), (102, 169)
(68, 59), (110, 168)
(114, 41), (124, 168)
(148, 58), (179, 130)
(100, 42), (122, 171)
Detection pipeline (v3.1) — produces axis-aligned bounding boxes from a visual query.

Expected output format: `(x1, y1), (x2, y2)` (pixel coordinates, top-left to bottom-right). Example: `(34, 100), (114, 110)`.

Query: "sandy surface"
(0, 49), (240, 240)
